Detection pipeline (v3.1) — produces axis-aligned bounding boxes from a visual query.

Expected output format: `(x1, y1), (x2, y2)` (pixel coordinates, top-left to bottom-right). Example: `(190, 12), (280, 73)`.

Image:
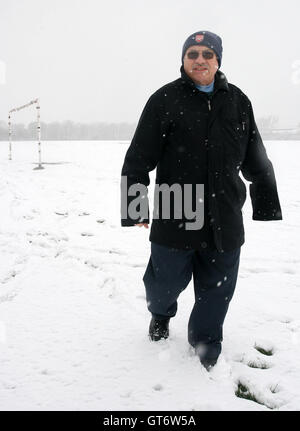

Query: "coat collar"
(179, 65), (229, 93)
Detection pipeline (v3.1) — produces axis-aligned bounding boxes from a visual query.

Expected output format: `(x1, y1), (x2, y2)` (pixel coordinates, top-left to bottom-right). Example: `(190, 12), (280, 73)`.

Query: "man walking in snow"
(121, 31), (282, 370)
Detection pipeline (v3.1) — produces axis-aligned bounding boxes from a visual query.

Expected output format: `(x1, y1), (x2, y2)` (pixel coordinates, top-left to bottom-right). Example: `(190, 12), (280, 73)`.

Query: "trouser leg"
(143, 242), (194, 319)
(188, 247), (241, 360)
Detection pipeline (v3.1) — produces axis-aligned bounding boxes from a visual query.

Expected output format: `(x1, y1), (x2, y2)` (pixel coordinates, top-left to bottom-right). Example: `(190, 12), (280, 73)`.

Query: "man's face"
(183, 45), (219, 86)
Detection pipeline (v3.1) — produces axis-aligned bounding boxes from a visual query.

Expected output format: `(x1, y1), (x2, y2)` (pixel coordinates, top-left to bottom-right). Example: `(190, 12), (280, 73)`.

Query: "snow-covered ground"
(0, 140), (299, 411)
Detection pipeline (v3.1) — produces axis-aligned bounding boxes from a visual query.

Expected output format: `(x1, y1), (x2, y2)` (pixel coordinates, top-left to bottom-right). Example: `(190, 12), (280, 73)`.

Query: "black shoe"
(200, 358), (218, 371)
(195, 343), (220, 371)
(195, 344), (219, 370)
(149, 317), (170, 341)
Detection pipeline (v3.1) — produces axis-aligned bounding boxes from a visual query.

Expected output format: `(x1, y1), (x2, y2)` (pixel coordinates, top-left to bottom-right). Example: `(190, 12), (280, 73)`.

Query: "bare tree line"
(0, 117), (299, 141)
(0, 120), (137, 141)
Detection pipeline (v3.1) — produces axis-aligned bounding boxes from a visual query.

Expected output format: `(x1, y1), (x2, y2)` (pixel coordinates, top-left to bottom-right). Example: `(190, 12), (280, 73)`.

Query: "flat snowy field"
(0, 140), (299, 411)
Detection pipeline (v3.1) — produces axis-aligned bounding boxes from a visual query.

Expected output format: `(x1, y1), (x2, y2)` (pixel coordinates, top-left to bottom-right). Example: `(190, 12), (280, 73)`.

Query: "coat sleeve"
(241, 102), (282, 221)
(121, 92), (167, 226)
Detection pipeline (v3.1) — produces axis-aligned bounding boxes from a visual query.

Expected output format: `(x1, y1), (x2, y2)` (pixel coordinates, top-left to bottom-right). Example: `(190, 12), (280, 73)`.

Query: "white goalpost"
(8, 98), (44, 170)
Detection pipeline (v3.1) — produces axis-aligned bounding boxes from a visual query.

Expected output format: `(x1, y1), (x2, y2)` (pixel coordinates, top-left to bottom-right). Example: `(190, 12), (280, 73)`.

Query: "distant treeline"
(0, 119), (300, 141)
(0, 120), (137, 141)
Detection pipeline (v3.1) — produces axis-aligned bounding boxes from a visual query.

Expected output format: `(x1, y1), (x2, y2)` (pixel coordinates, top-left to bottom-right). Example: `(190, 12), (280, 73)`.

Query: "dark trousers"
(143, 242), (241, 360)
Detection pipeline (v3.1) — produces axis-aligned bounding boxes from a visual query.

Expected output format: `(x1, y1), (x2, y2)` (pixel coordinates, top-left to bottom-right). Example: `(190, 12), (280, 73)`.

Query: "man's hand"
(135, 223), (149, 229)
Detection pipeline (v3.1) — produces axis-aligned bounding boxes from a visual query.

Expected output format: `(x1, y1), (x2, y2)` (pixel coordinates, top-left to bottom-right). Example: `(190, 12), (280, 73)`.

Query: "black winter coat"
(121, 67), (282, 252)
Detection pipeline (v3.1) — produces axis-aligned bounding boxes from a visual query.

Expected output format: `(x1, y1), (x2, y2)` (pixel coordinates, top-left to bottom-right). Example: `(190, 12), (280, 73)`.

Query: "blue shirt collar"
(195, 80), (215, 93)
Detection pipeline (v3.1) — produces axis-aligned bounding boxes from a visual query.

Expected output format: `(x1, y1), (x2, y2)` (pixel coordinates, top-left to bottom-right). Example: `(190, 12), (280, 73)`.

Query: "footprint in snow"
(235, 381), (280, 409)
(254, 344), (274, 356)
(23, 215), (35, 220)
(0, 291), (18, 303)
(55, 212), (68, 217)
(286, 320), (300, 330)
(85, 260), (100, 269)
(246, 360), (271, 370)
(283, 268), (296, 274)
(153, 384), (163, 391)
(1, 270), (18, 284)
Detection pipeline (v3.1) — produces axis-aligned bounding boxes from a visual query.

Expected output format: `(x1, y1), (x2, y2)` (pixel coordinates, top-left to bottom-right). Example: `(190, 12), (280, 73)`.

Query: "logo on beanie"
(195, 34), (204, 43)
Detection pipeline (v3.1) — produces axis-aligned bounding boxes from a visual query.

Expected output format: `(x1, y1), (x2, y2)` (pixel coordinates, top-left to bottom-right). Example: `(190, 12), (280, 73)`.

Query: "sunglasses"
(186, 50), (215, 60)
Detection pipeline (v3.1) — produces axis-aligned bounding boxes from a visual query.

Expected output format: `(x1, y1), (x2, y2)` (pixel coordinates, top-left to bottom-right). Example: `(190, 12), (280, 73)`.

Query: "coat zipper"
(207, 99), (211, 111)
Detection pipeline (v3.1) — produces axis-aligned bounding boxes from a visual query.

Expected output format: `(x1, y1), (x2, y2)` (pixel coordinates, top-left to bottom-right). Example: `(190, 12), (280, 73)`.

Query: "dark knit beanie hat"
(181, 31), (223, 67)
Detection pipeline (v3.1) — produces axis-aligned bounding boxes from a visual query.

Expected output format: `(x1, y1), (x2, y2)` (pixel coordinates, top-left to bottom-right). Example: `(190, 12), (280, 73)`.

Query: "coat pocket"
(221, 154), (247, 209)
(222, 115), (248, 162)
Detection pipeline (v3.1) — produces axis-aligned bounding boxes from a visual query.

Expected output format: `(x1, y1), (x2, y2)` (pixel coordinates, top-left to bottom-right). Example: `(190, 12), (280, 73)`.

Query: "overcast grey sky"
(1, 0), (299, 127)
